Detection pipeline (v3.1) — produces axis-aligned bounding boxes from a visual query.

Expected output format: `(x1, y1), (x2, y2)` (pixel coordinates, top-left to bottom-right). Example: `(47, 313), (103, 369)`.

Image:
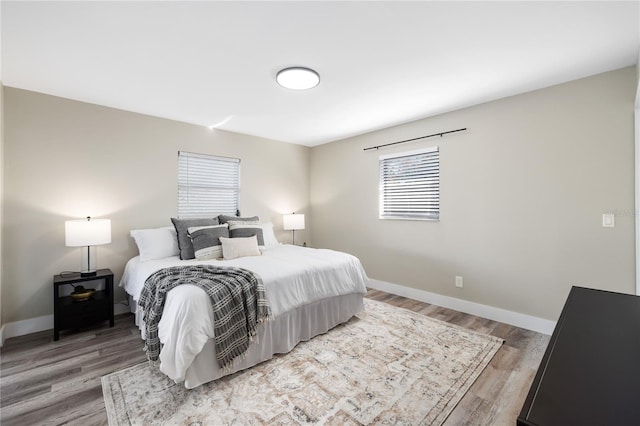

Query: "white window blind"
(178, 151), (240, 218)
(379, 147), (439, 221)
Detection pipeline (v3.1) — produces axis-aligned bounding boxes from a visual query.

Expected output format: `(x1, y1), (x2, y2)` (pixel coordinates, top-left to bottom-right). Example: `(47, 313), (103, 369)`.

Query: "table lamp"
(65, 216), (111, 276)
(283, 213), (305, 245)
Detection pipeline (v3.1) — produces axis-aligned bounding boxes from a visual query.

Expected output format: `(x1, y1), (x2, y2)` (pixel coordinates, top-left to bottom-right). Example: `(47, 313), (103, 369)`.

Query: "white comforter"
(120, 244), (369, 381)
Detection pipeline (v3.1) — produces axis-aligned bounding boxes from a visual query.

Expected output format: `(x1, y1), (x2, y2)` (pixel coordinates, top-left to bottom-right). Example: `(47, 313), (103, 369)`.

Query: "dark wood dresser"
(518, 286), (640, 425)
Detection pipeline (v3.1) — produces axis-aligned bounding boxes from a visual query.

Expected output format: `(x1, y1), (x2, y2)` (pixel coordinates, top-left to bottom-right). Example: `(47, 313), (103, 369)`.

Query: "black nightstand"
(53, 268), (114, 341)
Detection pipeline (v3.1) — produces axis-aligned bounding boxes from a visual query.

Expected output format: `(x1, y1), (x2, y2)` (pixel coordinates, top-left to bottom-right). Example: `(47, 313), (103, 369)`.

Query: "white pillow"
(130, 227), (179, 262)
(219, 235), (261, 260)
(261, 222), (280, 247)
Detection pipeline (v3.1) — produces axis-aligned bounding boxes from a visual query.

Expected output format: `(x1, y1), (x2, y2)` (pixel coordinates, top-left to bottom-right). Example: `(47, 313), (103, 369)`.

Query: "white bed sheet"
(120, 244), (369, 384)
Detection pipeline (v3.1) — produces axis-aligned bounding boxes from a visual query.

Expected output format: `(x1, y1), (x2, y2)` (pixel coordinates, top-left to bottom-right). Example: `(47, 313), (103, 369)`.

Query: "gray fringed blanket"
(138, 265), (272, 372)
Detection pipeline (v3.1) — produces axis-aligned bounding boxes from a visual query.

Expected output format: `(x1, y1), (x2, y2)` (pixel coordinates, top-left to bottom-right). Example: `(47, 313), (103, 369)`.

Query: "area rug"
(102, 299), (503, 425)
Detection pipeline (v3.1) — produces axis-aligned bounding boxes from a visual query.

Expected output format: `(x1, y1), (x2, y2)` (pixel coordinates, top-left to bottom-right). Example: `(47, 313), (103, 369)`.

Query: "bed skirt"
(130, 292), (364, 389)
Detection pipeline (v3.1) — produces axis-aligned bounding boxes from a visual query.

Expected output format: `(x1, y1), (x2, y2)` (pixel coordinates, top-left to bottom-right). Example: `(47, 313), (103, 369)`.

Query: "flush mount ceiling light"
(276, 67), (320, 90)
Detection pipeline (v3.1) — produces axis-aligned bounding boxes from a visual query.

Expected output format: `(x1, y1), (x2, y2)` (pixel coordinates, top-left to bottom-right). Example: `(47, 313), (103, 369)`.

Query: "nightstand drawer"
(59, 310), (109, 329)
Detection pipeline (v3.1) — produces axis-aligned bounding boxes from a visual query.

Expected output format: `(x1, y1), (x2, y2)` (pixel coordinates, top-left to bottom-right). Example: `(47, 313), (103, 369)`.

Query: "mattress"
(120, 244), (369, 388)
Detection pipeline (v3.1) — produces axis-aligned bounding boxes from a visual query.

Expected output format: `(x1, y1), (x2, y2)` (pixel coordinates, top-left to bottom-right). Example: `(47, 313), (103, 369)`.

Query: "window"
(178, 151), (240, 218)
(379, 147), (439, 220)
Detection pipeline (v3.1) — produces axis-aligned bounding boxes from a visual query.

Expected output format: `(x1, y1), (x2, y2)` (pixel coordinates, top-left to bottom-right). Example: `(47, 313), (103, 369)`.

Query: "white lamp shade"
(283, 214), (305, 231)
(65, 218), (112, 247)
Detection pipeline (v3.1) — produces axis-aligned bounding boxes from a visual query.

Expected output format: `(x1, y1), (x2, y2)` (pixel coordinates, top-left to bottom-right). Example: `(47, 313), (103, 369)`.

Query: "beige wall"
(2, 87), (310, 324)
(636, 59), (640, 296)
(311, 66), (636, 321)
(0, 82), (4, 332)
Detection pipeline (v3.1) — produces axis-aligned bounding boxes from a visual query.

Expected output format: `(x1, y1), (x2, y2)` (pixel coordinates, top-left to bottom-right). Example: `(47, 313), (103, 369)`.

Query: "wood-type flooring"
(0, 289), (549, 425)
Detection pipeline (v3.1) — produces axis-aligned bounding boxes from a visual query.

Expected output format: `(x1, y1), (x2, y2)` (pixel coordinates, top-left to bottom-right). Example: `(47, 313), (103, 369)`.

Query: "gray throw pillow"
(228, 223), (264, 246)
(188, 225), (230, 260)
(171, 217), (219, 260)
(218, 214), (259, 224)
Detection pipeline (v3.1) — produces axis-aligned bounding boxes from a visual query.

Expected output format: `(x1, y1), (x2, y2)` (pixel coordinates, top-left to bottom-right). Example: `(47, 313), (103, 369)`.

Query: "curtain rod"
(363, 127), (467, 151)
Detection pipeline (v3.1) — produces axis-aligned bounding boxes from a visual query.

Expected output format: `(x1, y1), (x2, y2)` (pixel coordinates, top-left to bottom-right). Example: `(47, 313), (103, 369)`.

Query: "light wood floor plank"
(0, 289), (549, 425)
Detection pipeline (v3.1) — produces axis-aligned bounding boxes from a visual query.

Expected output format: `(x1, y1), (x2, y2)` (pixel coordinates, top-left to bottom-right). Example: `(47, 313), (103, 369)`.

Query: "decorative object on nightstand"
(65, 216), (111, 277)
(70, 286), (95, 301)
(53, 268), (114, 341)
(283, 212), (305, 245)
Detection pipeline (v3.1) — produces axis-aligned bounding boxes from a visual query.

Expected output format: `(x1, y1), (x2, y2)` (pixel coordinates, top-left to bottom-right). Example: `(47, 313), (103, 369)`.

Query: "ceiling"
(2, 1), (639, 147)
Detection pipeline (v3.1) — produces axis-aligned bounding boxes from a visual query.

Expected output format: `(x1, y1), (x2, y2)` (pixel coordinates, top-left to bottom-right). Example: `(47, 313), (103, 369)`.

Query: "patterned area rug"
(102, 299), (503, 425)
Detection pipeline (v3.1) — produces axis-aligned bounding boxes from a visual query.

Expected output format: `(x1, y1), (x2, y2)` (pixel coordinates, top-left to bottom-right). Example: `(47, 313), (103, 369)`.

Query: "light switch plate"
(602, 213), (615, 228)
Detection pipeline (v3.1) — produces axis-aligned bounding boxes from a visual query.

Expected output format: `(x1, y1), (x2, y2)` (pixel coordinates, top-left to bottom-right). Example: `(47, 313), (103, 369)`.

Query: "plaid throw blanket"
(138, 265), (272, 372)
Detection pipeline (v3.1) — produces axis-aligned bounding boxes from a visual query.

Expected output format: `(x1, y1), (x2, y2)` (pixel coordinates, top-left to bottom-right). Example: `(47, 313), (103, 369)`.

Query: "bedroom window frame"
(379, 146), (440, 221)
(177, 151), (240, 219)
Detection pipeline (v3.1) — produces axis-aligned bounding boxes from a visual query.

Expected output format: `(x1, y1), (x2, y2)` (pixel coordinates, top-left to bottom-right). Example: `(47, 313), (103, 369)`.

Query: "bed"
(120, 241), (369, 389)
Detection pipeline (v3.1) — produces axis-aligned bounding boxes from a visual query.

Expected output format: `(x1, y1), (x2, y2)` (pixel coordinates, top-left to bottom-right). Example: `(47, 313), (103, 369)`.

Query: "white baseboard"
(368, 279), (556, 335)
(0, 302), (132, 345)
(2, 314), (53, 342)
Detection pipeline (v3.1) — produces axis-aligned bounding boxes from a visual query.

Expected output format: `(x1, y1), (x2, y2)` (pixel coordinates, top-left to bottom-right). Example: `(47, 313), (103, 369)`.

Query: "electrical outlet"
(602, 213), (615, 228)
(455, 276), (464, 288)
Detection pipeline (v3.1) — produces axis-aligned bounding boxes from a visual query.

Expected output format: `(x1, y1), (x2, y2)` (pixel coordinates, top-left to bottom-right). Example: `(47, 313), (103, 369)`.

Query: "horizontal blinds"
(379, 147), (439, 220)
(178, 151), (240, 219)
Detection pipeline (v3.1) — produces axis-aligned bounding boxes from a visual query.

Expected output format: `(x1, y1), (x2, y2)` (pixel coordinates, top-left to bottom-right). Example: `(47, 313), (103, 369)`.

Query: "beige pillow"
(219, 235), (261, 260)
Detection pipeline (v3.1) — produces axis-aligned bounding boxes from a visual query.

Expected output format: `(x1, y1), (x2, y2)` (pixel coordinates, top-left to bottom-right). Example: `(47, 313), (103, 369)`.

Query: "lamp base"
(80, 245), (98, 277)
